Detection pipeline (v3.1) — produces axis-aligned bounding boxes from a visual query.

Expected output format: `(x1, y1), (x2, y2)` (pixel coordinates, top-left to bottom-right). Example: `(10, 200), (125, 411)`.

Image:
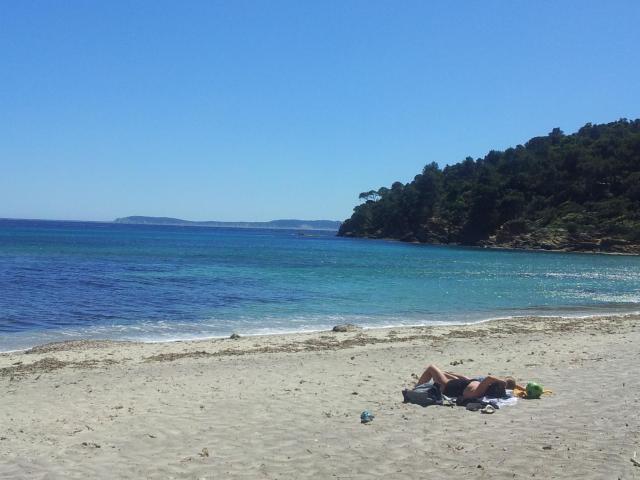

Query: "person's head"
(505, 377), (517, 390)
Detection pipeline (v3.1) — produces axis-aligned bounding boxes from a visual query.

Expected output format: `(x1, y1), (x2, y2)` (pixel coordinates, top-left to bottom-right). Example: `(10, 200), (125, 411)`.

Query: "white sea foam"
(6, 307), (640, 353)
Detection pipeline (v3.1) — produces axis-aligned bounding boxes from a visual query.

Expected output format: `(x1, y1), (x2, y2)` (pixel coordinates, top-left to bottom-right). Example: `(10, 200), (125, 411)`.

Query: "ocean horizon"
(1, 218), (639, 352)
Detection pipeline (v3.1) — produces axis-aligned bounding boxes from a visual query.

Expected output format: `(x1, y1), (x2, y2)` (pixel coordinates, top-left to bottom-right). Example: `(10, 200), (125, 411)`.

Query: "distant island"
(339, 119), (640, 254)
(114, 216), (342, 231)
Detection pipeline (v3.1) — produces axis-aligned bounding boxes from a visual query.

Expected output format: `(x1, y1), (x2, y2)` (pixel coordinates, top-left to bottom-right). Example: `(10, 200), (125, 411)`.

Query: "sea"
(1, 218), (639, 352)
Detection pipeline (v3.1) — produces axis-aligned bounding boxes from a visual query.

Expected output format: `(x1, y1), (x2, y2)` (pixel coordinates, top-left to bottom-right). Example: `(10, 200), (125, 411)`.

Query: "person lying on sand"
(416, 364), (519, 399)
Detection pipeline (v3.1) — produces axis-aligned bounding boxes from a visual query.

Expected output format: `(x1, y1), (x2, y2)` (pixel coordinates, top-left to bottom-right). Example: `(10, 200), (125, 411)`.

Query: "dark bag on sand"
(402, 383), (443, 407)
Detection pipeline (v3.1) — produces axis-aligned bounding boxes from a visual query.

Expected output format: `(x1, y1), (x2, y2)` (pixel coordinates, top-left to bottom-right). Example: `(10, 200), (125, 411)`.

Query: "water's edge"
(4, 309), (639, 354)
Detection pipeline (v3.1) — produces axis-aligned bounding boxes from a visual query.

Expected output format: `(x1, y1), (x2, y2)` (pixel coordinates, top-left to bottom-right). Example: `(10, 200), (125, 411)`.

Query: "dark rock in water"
(399, 232), (418, 243)
(229, 333), (241, 340)
(332, 324), (362, 333)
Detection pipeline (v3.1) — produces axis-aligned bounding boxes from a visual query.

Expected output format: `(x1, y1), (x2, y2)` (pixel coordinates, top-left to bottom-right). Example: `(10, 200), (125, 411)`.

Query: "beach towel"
(403, 382), (518, 409)
(453, 390), (518, 409)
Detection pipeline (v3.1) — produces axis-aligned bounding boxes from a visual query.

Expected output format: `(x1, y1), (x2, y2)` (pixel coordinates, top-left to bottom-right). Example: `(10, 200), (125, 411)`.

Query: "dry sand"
(1, 315), (639, 479)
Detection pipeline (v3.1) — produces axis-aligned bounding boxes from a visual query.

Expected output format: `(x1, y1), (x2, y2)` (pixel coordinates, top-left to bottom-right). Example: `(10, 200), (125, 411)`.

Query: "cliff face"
(338, 119), (640, 254)
(339, 220), (640, 254)
(485, 227), (640, 254)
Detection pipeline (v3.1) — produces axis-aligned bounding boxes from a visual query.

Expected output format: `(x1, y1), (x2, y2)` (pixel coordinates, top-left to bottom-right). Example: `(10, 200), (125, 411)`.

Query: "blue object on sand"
(360, 410), (375, 423)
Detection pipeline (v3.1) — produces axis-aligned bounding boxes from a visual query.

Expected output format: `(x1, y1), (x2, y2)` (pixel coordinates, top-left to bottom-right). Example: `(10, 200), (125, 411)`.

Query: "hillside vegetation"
(338, 119), (640, 253)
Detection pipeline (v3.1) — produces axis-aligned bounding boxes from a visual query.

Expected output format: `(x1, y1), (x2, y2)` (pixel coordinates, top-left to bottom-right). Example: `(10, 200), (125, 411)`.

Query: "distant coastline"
(114, 216), (341, 231)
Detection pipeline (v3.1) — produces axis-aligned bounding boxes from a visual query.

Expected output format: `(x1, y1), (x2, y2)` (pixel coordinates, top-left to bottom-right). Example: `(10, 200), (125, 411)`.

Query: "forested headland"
(338, 119), (640, 253)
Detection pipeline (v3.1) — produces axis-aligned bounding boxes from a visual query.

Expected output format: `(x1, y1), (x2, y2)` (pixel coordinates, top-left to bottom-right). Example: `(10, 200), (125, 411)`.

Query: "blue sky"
(1, 1), (639, 222)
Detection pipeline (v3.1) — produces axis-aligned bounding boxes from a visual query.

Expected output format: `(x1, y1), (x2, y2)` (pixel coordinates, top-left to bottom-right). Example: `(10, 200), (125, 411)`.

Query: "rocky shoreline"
(340, 228), (640, 255)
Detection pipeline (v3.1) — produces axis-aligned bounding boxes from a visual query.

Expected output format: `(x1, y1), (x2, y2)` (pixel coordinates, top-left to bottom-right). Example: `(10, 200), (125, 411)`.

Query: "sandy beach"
(1, 314), (639, 479)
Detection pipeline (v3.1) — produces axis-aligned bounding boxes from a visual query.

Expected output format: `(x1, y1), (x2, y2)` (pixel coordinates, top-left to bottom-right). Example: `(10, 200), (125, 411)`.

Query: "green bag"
(526, 382), (543, 399)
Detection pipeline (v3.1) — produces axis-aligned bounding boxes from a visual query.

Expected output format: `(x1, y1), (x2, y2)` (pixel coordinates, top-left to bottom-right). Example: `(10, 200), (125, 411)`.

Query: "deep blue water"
(1, 219), (639, 351)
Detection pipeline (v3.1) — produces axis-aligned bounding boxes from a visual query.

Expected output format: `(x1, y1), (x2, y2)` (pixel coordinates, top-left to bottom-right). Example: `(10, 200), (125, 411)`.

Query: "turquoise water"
(1, 219), (639, 351)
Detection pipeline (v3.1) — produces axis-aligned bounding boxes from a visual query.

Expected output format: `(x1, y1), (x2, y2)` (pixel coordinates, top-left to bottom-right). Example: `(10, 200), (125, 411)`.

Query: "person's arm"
(444, 371), (471, 381)
(464, 376), (505, 399)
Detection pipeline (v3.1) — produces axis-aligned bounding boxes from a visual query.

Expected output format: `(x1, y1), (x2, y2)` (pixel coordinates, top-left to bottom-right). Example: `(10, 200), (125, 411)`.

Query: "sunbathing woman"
(416, 364), (516, 399)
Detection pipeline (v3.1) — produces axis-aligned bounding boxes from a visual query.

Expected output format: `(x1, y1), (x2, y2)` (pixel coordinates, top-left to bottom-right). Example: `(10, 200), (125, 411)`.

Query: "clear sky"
(2, 1), (639, 222)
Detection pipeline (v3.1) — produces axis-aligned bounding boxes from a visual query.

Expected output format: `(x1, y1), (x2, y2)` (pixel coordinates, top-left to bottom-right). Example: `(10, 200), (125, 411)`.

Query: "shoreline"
(3, 308), (640, 355)
(2, 313), (639, 478)
(2, 312), (639, 366)
(341, 234), (640, 255)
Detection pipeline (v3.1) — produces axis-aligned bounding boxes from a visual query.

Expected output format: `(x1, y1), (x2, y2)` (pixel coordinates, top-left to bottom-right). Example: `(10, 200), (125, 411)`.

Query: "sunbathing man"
(416, 364), (516, 399)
